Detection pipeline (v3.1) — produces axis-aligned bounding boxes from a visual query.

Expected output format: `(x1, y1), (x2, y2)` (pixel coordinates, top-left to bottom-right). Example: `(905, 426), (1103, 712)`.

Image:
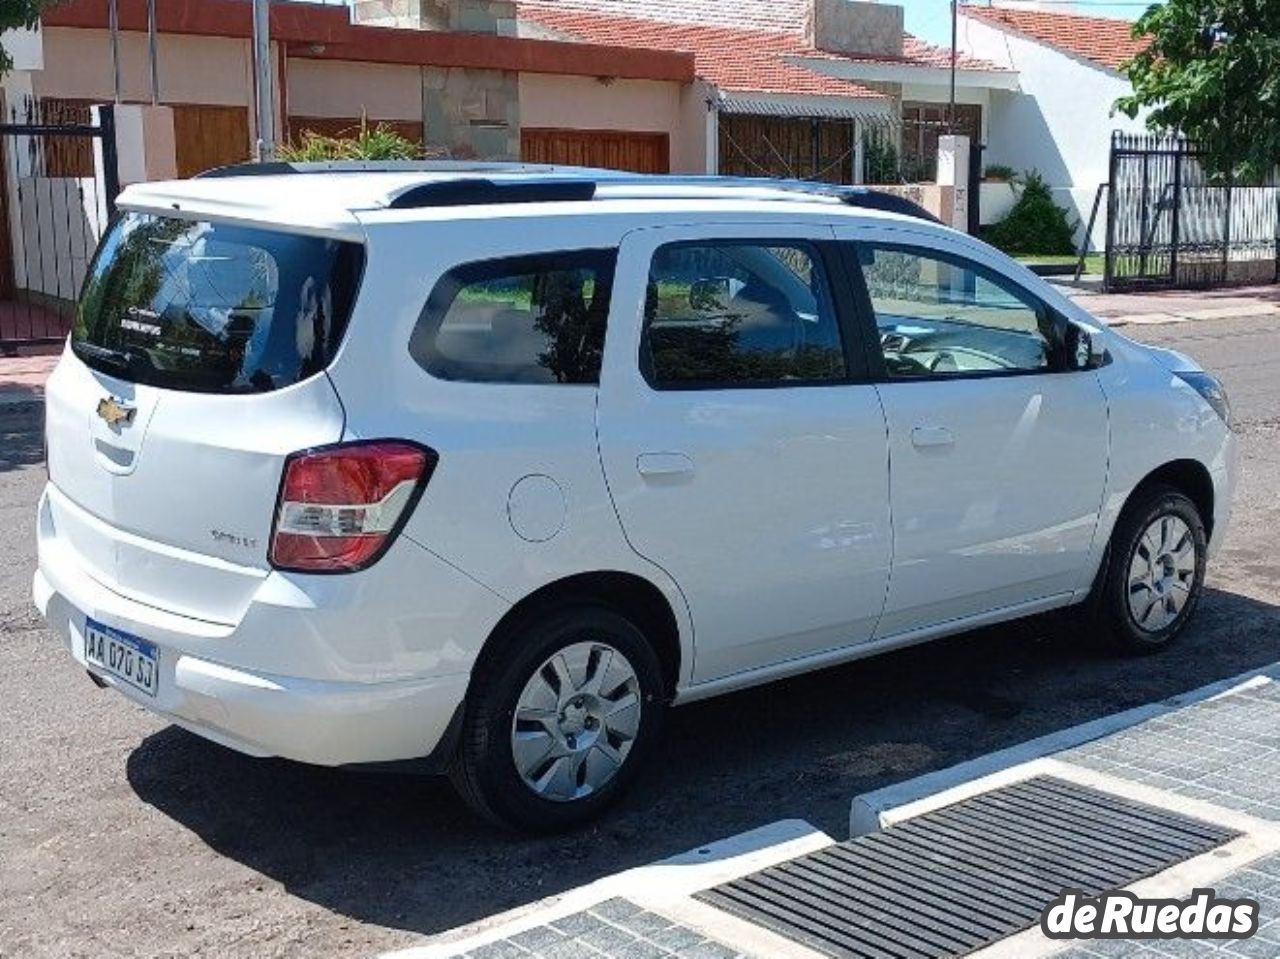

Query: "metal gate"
(0, 97), (119, 353)
(716, 114), (947, 186)
(1105, 131), (1280, 292)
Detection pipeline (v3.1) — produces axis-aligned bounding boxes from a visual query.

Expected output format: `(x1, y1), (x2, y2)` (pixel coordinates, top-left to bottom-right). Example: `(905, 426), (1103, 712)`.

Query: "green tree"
(1, 0), (60, 76)
(1117, 0), (1280, 181)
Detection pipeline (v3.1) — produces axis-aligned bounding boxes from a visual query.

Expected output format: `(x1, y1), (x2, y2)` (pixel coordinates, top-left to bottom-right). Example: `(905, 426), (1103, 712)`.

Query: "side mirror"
(1064, 323), (1107, 371)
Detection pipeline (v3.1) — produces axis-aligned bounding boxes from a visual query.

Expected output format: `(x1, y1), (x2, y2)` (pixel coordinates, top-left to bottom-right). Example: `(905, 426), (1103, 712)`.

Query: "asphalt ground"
(1, 315), (1278, 957)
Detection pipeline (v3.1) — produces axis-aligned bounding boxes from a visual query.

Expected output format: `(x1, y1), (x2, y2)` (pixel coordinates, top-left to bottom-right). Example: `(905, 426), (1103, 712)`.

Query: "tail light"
(269, 440), (437, 573)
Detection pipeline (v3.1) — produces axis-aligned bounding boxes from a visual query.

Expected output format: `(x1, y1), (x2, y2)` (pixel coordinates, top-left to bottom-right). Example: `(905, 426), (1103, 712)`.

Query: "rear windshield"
(73, 213), (363, 393)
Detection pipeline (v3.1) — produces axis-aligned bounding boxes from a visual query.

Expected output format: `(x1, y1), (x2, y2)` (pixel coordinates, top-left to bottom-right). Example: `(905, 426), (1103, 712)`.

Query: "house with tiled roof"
(519, 0), (1016, 187)
(959, 3), (1153, 249)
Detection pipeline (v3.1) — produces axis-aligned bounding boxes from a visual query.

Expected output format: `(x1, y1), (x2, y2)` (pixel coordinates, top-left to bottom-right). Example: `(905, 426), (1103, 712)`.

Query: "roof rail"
(388, 178), (597, 208)
(591, 177), (942, 223)
(192, 162), (940, 223)
(195, 160), (617, 179)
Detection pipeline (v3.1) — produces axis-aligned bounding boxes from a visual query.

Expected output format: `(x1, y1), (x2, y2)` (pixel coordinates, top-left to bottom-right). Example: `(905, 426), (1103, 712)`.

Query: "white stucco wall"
(34, 28), (254, 107)
(2, 26), (43, 72)
(978, 181), (1018, 224)
(287, 58), (423, 121)
(521, 74), (678, 132)
(678, 80), (716, 174)
(958, 13), (1149, 249)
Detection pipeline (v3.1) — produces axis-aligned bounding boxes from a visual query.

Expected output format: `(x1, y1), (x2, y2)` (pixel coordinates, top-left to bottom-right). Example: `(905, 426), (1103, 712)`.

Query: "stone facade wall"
(422, 66), (520, 159)
(808, 0), (903, 57)
(353, 0), (518, 36)
(350, 0), (521, 159)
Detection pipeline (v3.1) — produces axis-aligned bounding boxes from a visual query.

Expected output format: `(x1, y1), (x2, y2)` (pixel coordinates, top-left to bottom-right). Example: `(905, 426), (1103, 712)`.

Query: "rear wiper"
(121, 343), (160, 373)
(74, 341), (160, 375)
(74, 341), (131, 370)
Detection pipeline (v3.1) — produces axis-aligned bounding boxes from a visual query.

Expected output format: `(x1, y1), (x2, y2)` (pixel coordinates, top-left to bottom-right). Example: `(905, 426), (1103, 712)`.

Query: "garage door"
(521, 128), (669, 174)
(173, 105), (250, 178)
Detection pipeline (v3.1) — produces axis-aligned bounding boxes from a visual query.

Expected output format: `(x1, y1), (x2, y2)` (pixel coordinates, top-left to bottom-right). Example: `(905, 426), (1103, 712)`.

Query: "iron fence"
(716, 114), (954, 187)
(0, 96), (118, 353)
(1105, 131), (1280, 292)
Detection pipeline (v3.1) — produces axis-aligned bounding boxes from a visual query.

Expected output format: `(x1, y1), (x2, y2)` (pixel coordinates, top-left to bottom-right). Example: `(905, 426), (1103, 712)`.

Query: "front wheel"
(450, 605), (666, 832)
(1091, 485), (1208, 652)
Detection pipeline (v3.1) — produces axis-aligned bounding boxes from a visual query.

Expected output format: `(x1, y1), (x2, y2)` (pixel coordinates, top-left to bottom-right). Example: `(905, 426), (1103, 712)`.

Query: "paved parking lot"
(2, 313), (1279, 958)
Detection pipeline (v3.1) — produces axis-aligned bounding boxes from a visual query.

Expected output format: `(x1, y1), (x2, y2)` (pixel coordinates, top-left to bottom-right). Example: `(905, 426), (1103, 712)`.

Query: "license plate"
(85, 618), (159, 697)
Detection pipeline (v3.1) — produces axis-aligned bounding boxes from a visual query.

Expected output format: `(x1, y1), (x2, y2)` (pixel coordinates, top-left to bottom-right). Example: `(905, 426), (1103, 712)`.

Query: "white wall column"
(103, 103), (177, 187)
(936, 133), (970, 232)
(704, 96), (719, 174)
(852, 118), (865, 185)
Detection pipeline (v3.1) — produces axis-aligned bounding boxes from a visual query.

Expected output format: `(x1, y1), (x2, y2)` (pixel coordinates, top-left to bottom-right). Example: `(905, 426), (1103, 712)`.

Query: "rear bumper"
(35, 566), (470, 766)
(33, 488), (508, 767)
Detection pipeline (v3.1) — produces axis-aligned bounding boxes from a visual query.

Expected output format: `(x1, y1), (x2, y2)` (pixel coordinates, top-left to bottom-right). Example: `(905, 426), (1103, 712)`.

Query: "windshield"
(73, 213), (363, 393)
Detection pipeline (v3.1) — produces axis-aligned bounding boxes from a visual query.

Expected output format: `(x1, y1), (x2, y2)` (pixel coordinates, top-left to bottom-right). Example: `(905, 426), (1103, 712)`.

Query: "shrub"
(980, 170), (1077, 255)
(862, 135), (900, 184)
(983, 163), (1016, 181)
(279, 118), (425, 162)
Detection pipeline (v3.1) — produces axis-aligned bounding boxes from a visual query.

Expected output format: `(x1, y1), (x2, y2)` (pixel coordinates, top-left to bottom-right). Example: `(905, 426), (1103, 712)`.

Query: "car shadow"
(126, 585), (1280, 938)
(0, 423), (44, 473)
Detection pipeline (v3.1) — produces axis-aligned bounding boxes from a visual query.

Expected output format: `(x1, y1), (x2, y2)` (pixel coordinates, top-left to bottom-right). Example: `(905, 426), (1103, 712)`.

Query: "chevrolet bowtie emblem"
(96, 396), (137, 429)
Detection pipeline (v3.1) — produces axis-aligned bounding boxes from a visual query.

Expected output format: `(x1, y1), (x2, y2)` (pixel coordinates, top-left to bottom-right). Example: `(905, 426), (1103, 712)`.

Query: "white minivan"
(36, 164), (1236, 830)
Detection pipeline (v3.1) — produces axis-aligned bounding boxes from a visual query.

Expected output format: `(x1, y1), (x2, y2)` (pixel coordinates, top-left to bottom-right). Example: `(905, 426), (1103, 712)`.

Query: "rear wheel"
(450, 604), (665, 832)
(1090, 485), (1207, 652)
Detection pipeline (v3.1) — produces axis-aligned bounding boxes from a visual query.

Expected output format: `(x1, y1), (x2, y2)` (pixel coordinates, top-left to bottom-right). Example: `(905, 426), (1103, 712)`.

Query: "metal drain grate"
(697, 776), (1237, 959)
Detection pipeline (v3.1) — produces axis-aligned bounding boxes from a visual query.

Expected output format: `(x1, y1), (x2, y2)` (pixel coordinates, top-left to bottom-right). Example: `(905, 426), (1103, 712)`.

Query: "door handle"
(637, 452), (695, 478)
(911, 425), (955, 449)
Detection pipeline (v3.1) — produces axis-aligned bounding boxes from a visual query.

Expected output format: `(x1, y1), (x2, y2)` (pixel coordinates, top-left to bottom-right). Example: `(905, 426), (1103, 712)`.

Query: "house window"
(901, 103), (982, 182)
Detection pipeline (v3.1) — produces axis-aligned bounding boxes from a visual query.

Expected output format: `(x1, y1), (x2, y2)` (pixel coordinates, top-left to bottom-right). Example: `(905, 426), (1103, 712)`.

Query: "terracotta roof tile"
(519, 2), (884, 98)
(902, 35), (1003, 71)
(793, 33), (1004, 71)
(961, 5), (1149, 71)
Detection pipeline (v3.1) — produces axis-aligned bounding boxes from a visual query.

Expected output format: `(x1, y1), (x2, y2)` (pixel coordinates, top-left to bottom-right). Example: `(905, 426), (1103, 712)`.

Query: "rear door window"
(642, 241), (847, 387)
(410, 250), (616, 384)
(73, 213), (363, 393)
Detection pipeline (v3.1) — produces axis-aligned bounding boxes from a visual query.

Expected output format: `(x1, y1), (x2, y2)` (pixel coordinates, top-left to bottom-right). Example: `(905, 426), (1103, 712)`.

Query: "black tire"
(449, 604), (666, 832)
(1089, 484), (1207, 653)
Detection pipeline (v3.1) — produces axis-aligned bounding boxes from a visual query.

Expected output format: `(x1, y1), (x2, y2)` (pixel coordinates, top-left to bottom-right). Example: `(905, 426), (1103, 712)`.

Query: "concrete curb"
(381, 819), (835, 959)
(1092, 303), (1280, 329)
(849, 664), (1280, 836)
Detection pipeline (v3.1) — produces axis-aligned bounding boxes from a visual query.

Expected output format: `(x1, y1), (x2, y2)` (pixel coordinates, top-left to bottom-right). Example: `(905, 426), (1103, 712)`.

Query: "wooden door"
(173, 105), (251, 178)
(521, 128), (670, 174)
